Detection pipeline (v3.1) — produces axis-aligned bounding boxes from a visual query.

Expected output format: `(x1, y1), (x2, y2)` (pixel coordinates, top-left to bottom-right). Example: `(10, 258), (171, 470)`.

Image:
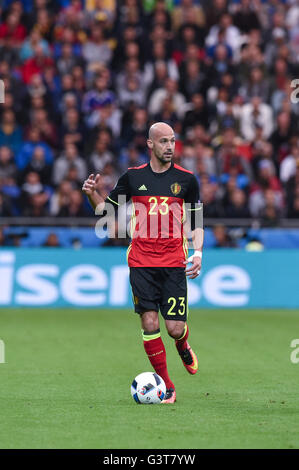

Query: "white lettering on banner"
(0, 252), (15, 304)
(202, 265), (251, 306)
(0, 340), (5, 363)
(15, 265), (59, 305)
(60, 265), (108, 306)
(0, 251), (252, 307)
(109, 266), (129, 305)
(290, 339), (299, 364)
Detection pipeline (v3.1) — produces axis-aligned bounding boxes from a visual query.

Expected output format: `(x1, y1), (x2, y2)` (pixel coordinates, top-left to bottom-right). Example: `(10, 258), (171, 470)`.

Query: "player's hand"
(82, 173), (100, 195)
(184, 255), (202, 279)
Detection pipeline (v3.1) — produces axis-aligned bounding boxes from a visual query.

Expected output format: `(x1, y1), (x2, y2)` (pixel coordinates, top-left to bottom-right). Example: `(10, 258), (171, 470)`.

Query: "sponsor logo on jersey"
(138, 184), (147, 191)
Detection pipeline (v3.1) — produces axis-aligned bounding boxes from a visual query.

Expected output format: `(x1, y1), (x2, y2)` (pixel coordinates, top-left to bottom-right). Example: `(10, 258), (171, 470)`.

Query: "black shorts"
(129, 267), (188, 321)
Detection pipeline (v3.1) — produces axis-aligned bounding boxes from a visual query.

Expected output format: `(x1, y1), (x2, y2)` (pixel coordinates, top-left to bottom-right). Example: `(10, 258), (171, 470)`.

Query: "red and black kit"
(104, 161), (200, 318)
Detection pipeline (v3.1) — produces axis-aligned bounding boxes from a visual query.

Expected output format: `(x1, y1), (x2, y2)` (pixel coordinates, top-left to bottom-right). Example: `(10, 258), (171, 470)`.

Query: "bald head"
(148, 122), (174, 140)
(147, 122), (175, 166)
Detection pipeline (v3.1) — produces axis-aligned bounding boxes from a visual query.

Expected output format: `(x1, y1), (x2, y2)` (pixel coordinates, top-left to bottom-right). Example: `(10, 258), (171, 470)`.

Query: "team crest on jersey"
(170, 182), (181, 195)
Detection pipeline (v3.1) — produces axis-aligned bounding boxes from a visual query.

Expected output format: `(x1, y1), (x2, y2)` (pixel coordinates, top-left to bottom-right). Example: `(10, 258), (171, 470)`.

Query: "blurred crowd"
(0, 0), (299, 226)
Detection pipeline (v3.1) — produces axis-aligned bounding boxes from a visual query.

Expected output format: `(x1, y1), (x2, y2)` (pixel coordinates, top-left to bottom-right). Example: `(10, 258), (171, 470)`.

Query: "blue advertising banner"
(0, 248), (298, 308)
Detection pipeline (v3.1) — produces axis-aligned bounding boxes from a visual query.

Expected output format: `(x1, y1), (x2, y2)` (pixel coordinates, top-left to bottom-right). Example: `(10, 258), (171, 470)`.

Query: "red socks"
(175, 324), (189, 352)
(143, 329), (175, 390)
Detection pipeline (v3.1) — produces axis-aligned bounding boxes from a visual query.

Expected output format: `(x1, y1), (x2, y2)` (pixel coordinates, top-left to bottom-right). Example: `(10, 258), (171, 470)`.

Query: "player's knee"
(166, 321), (185, 340)
(141, 311), (159, 333)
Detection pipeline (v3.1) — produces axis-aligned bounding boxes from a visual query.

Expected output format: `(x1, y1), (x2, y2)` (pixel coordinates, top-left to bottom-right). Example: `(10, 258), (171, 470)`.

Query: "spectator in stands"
(22, 145), (52, 185)
(118, 144), (147, 173)
(172, 0), (205, 32)
(57, 189), (89, 217)
(100, 162), (119, 193)
(240, 67), (270, 103)
(0, 109), (23, 155)
(195, 144), (217, 178)
(117, 73), (147, 109)
(23, 191), (49, 217)
(182, 93), (210, 135)
(0, 190), (13, 216)
(153, 95), (179, 129)
(201, 182), (224, 218)
(16, 127), (53, 170)
(82, 22), (112, 67)
(53, 142), (87, 186)
(0, 227), (5, 246)
(121, 107), (148, 153)
(49, 179), (73, 216)
(180, 59), (207, 101)
(146, 39), (179, 84)
(212, 224), (237, 248)
(218, 141), (252, 187)
(240, 96), (273, 142)
(215, 101), (240, 135)
(259, 189), (283, 227)
(85, 0), (116, 28)
(19, 28), (50, 62)
(180, 144), (197, 173)
(285, 161), (299, 212)
(0, 10), (26, 46)
(280, 144), (299, 185)
(206, 12), (241, 60)
(0, 145), (17, 182)
(85, 91), (121, 137)
(270, 111), (297, 165)
(148, 77), (186, 119)
(60, 107), (85, 151)
(43, 232), (61, 247)
(21, 44), (54, 84)
(233, 0), (260, 33)
(89, 135), (114, 173)
(57, 41), (84, 76)
(249, 180), (284, 219)
(225, 188), (251, 218)
(30, 108), (59, 149)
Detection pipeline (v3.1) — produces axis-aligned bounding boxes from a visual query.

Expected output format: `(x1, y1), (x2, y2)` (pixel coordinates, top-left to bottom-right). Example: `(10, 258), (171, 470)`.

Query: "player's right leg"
(129, 267), (176, 399)
(141, 310), (176, 397)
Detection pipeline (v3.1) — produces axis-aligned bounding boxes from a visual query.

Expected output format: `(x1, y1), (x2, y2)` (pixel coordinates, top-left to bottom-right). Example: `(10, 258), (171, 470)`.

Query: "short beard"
(154, 151), (172, 165)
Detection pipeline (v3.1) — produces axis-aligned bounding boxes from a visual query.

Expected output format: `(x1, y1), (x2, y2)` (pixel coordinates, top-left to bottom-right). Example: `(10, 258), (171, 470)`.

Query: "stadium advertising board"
(0, 249), (298, 308)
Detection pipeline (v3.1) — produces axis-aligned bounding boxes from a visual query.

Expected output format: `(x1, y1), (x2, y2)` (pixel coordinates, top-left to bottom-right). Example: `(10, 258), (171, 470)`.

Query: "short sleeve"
(185, 174), (200, 206)
(184, 175), (202, 230)
(105, 172), (131, 207)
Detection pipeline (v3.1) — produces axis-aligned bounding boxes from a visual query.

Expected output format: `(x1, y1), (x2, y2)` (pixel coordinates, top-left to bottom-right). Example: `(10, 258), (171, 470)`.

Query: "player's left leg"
(160, 268), (199, 376)
(165, 320), (198, 375)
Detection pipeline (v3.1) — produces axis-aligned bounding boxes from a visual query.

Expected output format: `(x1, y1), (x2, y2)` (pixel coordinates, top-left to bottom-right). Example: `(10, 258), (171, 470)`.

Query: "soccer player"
(82, 122), (203, 403)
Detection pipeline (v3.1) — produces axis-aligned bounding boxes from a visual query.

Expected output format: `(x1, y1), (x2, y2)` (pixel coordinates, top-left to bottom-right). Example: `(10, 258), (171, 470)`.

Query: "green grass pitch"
(0, 308), (299, 449)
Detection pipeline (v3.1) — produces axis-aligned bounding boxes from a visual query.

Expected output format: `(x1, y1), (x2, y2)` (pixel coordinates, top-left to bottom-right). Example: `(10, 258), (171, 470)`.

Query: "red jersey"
(105, 162), (200, 268)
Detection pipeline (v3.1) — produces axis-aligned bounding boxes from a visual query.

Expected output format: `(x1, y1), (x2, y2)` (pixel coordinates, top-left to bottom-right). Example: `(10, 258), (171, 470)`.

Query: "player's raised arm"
(82, 173), (106, 212)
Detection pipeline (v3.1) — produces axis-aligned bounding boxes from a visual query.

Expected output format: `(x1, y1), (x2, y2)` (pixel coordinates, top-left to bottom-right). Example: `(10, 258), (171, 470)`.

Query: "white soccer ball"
(131, 372), (166, 404)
